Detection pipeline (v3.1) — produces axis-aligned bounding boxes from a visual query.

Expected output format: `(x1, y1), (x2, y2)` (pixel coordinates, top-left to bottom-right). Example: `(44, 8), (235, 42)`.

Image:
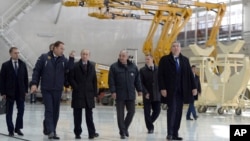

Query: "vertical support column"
(243, 0), (250, 55)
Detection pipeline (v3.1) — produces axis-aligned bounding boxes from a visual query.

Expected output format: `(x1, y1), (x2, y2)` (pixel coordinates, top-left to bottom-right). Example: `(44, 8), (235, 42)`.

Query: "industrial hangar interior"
(0, 0), (249, 141)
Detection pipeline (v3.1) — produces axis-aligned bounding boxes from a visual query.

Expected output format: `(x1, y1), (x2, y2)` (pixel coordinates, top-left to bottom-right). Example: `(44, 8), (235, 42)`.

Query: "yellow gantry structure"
(137, 2), (192, 64)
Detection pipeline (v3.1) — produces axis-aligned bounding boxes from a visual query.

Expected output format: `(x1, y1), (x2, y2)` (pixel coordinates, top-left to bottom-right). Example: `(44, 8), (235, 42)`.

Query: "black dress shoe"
(75, 135), (81, 139)
(173, 136), (183, 140)
(120, 135), (126, 139)
(89, 133), (99, 139)
(9, 132), (14, 136)
(125, 131), (129, 137)
(194, 116), (198, 120)
(53, 135), (60, 140)
(148, 129), (154, 134)
(166, 135), (173, 140)
(15, 129), (24, 136)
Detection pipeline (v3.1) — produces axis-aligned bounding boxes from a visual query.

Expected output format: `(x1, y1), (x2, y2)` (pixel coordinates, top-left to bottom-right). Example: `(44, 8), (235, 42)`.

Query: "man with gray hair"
(108, 50), (142, 139)
(69, 49), (99, 139)
(158, 41), (197, 140)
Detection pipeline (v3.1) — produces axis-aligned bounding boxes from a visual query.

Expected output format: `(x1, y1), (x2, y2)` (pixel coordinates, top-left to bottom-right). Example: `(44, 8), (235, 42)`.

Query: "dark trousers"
(186, 102), (197, 119)
(6, 98), (24, 133)
(42, 90), (62, 134)
(167, 92), (183, 137)
(73, 107), (96, 136)
(143, 100), (161, 131)
(116, 100), (135, 135)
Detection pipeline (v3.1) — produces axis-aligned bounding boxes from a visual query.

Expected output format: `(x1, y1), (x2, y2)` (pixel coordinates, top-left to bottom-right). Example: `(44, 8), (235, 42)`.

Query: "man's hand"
(145, 93), (150, 99)
(112, 93), (116, 99)
(30, 85), (38, 93)
(192, 89), (198, 96)
(69, 50), (75, 58)
(161, 90), (167, 97)
(138, 92), (142, 96)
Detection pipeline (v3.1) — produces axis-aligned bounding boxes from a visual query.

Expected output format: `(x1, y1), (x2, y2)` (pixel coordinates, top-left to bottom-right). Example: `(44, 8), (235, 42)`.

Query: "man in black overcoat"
(69, 49), (99, 139)
(158, 41), (197, 140)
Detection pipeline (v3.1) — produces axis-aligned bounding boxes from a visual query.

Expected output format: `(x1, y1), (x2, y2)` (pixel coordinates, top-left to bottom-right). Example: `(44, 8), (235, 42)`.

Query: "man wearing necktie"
(140, 54), (161, 134)
(69, 49), (99, 139)
(158, 41), (197, 140)
(0, 47), (28, 137)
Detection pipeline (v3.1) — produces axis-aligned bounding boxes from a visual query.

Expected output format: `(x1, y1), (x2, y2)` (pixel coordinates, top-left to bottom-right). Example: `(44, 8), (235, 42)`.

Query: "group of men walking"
(0, 41), (201, 141)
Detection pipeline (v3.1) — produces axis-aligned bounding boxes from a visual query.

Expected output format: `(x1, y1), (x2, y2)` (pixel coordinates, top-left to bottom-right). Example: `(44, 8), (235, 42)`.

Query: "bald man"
(69, 49), (99, 139)
(108, 50), (142, 139)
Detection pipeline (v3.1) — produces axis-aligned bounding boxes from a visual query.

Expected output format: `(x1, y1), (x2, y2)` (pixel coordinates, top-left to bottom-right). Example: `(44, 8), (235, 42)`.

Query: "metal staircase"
(0, 0), (40, 69)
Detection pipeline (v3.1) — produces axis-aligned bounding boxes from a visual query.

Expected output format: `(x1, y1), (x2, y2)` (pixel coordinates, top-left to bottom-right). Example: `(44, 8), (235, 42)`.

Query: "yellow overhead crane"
(62, 0), (142, 19)
(63, 0), (226, 60)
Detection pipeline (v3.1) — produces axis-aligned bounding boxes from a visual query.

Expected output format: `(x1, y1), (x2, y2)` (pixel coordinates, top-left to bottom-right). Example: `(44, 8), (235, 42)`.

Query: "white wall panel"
(0, 0), (17, 15)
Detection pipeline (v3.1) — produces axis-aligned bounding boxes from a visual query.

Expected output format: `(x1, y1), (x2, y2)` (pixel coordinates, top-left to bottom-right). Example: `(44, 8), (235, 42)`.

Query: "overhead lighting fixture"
(79, 1), (84, 7)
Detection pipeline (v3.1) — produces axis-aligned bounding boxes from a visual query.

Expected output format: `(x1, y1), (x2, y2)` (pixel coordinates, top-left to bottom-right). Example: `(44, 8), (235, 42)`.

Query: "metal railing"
(0, 0), (40, 69)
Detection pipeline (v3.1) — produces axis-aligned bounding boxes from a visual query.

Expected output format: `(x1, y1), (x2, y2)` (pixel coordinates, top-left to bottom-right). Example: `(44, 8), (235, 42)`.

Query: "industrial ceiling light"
(79, 1), (84, 7)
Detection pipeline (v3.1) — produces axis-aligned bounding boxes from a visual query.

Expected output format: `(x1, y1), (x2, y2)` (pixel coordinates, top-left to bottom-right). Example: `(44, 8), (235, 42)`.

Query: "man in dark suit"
(108, 50), (142, 139)
(158, 41), (197, 140)
(69, 49), (99, 139)
(0, 47), (28, 137)
(30, 41), (75, 139)
(186, 65), (202, 120)
(140, 54), (161, 134)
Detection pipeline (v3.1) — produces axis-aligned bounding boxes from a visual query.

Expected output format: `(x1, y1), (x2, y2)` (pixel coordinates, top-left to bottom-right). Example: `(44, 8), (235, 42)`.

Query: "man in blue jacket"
(30, 41), (74, 139)
(108, 50), (142, 139)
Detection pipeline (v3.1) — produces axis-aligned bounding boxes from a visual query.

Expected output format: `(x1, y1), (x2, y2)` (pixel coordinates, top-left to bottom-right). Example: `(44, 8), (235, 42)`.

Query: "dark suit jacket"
(193, 74), (201, 100)
(0, 59), (28, 100)
(140, 64), (161, 102)
(69, 60), (97, 109)
(158, 53), (196, 104)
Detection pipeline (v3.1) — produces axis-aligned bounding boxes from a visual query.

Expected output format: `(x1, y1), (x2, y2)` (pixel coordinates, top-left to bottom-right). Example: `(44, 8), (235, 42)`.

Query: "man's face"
(119, 52), (128, 64)
(145, 55), (153, 66)
(10, 49), (19, 60)
(192, 67), (196, 74)
(171, 42), (181, 56)
(81, 50), (90, 62)
(54, 43), (65, 56)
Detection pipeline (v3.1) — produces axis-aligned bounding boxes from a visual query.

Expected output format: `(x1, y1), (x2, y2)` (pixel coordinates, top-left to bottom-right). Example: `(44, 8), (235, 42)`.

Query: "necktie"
(150, 66), (153, 71)
(175, 57), (179, 71)
(14, 61), (18, 75)
(83, 64), (87, 71)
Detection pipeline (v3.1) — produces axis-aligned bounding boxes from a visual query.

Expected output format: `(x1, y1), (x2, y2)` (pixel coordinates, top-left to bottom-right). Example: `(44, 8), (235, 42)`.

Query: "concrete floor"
(0, 102), (250, 141)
